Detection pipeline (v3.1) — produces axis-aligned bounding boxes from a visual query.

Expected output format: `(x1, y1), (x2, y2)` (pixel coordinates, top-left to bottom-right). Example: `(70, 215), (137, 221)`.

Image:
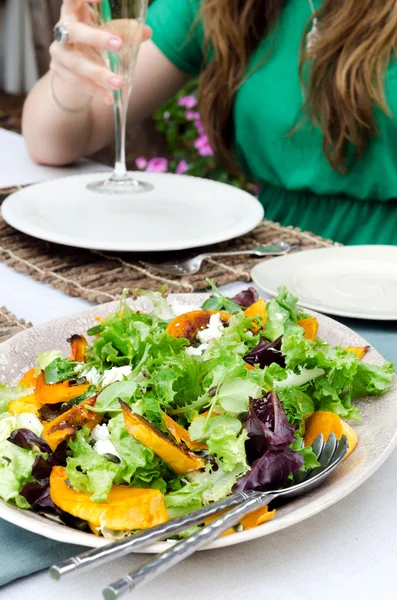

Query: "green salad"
(0, 284), (394, 538)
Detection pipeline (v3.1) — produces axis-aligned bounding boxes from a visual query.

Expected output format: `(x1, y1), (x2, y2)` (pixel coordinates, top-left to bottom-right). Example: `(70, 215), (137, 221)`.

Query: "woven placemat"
(0, 213), (336, 303)
(0, 307), (32, 344)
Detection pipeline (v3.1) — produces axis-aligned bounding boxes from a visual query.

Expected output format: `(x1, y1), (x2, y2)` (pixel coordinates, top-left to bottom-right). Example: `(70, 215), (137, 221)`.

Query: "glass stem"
(112, 86), (129, 180)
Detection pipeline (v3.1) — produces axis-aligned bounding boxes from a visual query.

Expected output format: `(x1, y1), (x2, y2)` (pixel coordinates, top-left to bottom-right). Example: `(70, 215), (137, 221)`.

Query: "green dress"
(147, 0), (397, 244)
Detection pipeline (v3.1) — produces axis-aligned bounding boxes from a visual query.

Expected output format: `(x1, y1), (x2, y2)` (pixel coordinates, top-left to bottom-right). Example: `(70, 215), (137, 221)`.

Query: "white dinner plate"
(1, 172), (264, 252)
(0, 293), (396, 552)
(251, 246), (397, 320)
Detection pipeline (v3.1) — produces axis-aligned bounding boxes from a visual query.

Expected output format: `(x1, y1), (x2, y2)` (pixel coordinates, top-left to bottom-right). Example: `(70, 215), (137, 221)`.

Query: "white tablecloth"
(0, 262), (396, 599)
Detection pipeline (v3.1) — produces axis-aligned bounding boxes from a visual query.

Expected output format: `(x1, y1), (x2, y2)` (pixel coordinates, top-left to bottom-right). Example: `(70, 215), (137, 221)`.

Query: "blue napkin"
(0, 518), (86, 586)
(0, 319), (396, 587)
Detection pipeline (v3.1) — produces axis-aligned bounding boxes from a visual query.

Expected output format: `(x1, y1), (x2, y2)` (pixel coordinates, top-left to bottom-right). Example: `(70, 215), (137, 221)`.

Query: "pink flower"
(194, 134), (214, 157)
(194, 120), (205, 135)
(146, 157), (168, 173)
(135, 156), (148, 170)
(178, 95), (197, 109)
(198, 143), (214, 157)
(194, 134), (210, 150)
(185, 110), (201, 121)
(176, 160), (189, 175)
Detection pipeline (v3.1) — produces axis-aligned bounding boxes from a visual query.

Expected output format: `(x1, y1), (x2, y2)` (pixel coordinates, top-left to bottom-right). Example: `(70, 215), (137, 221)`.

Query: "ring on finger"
(53, 21), (70, 46)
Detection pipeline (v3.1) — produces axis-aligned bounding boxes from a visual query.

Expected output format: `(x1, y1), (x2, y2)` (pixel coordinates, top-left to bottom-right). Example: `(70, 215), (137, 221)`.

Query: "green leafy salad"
(0, 285), (394, 537)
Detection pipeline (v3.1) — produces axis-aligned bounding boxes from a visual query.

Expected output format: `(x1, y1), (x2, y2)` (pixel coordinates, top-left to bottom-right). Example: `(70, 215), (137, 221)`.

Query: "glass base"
(87, 173), (153, 195)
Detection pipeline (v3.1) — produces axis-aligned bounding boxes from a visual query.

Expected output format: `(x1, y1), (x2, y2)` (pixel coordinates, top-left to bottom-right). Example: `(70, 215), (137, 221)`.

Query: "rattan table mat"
(0, 307), (32, 344)
(0, 213), (336, 303)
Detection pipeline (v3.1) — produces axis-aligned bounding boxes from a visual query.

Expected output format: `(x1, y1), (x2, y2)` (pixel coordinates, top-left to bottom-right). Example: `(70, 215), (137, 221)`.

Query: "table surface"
(0, 261), (396, 600)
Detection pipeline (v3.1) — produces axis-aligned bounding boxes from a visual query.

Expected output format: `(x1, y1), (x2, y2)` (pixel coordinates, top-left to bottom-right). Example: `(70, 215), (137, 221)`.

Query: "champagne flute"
(87, 0), (152, 194)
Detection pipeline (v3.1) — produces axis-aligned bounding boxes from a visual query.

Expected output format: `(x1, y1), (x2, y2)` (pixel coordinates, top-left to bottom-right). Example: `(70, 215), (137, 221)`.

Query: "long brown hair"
(198, 0), (397, 174)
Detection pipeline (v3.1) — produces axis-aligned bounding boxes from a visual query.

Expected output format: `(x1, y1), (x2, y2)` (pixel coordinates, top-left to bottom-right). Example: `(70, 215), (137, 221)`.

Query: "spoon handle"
(103, 492), (278, 599)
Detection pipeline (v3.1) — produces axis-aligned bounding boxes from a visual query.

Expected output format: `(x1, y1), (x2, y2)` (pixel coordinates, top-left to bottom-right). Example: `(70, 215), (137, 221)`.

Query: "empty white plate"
(251, 246), (397, 320)
(1, 172), (264, 252)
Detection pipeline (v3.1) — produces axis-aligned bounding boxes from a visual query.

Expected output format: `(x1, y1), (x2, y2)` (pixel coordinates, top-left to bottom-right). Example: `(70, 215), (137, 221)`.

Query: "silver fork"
(48, 434), (347, 589)
(140, 241), (299, 277)
(102, 433), (347, 599)
(101, 433), (347, 598)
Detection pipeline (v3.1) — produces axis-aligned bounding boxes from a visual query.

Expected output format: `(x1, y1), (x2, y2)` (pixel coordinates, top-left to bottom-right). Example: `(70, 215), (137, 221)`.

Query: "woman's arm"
(22, 2), (189, 166)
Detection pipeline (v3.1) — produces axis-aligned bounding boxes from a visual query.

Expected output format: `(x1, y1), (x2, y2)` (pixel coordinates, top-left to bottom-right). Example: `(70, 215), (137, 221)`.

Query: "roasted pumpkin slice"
(240, 506), (276, 530)
(35, 371), (89, 405)
(204, 505), (276, 536)
(42, 396), (101, 451)
(121, 401), (205, 474)
(50, 466), (168, 531)
(8, 393), (42, 417)
(162, 412), (207, 451)
(345, 346), (369, 360)
(68, 334), (88, 362)
(304, 411), (358, 459)
(297, 317), (319, 341)
(244, 299), (267, 333)
(165, 310), (231, 342)
(18, 368), (38, 389)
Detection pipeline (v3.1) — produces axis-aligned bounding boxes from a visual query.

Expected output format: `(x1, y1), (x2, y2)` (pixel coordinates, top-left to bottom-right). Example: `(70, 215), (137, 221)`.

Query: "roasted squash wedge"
(121, 401), (205, 474)
(165, 310), (231, 342)
(204, 505), (276, 536)
(240, 506), (276, 530)
(304, 411), (358, 459)
(297, 317), (319, 341)
(68, 334), (88, 362)
(244, 299), (267, 333)
(35, 371), (89, 405)
(50, 466), (168, 531)
(8, 393), (42, 417)
(18, 368), (38, 389)
(162, 412), (207, 451)
(42, 396), (101, 451)
(345, 346), (369, 360)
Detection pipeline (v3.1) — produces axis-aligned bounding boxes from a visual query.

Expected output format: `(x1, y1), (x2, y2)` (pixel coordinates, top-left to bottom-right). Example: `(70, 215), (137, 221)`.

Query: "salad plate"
(1, 172), (264, 252)
(251, 246), (397, 320)
(0, 292), (396, 553)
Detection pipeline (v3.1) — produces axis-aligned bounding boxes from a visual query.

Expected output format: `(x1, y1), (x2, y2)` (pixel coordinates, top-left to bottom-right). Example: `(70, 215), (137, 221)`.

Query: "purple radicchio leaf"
(7, 429), (51, 454)
(245, 391), (298, 462)
(230, 287), (259, 308)
(234, 448), (304, 492)
(31, 455), (55, 480)
(38, 402), (67, 421)
(29, 441), (67, 481)
(244, 336), (286, 369)
(20, 479), (54, 510)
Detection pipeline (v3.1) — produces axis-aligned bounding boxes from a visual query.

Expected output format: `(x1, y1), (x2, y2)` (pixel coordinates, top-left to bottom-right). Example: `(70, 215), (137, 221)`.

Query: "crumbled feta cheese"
(186, 343), (209, 356)
(102, 366), (132, 386)
(91, 423), (110, 442)
(91, 424), (121, 458)
(94, 439), (121, 459)
(246, 331), (254, 338)
(197, 313), (225, 344)
(81, 367), (102, 386)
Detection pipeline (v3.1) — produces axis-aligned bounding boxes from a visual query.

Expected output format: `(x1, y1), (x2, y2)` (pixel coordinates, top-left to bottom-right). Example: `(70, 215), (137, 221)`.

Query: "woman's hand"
(49, 0), (152, 105)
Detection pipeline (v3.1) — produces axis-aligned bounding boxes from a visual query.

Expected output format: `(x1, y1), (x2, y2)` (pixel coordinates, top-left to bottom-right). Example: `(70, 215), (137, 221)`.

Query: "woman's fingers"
(50, 43), (123, 91)
(50, 59), (113, 105)
(142, 25), (152, 42)
(67, 20), (123, 51)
